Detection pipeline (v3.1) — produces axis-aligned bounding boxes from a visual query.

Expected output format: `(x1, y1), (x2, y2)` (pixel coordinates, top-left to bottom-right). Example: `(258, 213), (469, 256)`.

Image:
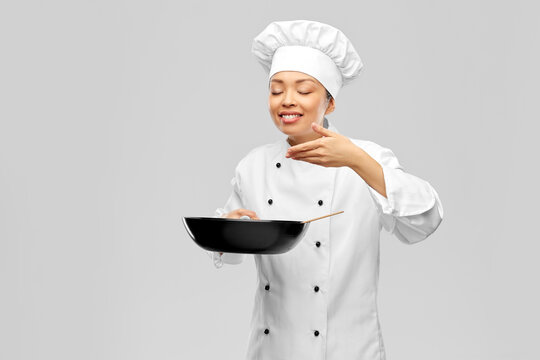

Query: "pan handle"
(302, 211), (344, 224)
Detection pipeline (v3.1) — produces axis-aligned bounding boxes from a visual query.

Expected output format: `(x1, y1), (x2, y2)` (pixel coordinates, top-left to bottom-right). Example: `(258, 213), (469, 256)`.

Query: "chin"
(274, 117), (310, 134)
(281, 126), (310, 137)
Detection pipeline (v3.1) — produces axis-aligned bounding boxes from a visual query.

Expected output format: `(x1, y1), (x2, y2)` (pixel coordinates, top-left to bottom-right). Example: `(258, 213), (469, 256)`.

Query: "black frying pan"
(182, 211), (343, 255)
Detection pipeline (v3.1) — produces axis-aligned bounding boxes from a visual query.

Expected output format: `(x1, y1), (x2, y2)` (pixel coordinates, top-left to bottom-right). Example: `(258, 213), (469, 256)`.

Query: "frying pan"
(182, 211), (344, 254)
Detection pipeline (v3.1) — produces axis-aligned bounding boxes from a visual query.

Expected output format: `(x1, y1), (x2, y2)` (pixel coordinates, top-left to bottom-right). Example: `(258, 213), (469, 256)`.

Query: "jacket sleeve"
(363, 142), (444, 244)
(205, 162), (247, 268)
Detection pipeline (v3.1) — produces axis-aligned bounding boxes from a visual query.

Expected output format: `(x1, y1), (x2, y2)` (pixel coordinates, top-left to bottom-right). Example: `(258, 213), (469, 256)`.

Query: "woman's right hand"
(224, 208), (260, 220)
(219, 209), (259, 255)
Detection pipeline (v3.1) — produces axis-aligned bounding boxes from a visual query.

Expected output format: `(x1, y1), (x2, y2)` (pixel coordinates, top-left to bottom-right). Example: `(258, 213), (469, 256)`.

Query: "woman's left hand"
(285, 122), (361, 168)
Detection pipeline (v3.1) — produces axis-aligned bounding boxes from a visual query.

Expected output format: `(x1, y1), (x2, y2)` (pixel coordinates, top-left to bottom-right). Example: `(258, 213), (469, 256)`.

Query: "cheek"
(300, 99), (319, 115)
(268, 98), (279, 111)
(314, 98), (328, 114)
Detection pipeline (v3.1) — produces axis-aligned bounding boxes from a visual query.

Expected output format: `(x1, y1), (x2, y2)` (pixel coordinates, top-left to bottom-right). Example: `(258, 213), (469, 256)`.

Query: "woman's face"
(268, 71), (335, 144)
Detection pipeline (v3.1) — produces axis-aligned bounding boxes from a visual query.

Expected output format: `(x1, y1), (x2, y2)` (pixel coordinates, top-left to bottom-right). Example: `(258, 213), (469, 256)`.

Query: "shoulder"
(348, 137), (402, 169)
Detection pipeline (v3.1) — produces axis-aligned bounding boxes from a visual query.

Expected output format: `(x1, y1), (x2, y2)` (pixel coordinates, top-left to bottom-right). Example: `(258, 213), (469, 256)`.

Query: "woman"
(206, 20), (444, 360)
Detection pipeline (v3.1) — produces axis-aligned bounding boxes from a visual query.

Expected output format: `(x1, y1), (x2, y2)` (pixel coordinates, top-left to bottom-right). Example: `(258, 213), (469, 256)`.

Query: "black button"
(264, 328), (270, 335)
(314, 330), (320, 336)
(276, 162), (281, 168)
(265, 284), (270, 291)
(318, 200), (323, 206)
(315, 241), (321, 248)
(268, 199), (273, 205)
(314, 286), (319, 292)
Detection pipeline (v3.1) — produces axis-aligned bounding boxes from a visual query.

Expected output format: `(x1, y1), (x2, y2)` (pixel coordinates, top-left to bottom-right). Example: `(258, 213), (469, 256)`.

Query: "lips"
(279, 111), (303, 116)
(280, 113), (302, 124)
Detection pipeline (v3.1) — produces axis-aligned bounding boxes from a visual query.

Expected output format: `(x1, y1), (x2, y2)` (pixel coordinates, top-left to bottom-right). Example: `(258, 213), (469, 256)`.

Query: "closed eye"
(271, 91), (311, 95)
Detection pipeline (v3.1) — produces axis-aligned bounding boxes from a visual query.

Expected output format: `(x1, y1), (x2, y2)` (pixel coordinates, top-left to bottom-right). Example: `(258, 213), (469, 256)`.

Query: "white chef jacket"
(205, 119), (444, 360)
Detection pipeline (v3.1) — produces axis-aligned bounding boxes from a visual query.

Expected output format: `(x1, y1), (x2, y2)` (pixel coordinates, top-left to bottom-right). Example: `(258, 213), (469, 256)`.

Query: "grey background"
(1, 1), (539, 359)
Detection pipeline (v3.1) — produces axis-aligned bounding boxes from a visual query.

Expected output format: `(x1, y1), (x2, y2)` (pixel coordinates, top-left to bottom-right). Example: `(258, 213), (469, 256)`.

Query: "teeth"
(281, 114), (301, 118)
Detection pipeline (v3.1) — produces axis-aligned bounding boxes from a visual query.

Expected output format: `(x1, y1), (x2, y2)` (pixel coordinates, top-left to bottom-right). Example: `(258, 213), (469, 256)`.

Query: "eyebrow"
(270, 78), (316, 84)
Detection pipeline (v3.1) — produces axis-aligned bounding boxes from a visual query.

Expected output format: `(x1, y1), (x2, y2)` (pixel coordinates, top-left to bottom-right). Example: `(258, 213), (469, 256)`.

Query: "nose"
(283, 90), (296, 106)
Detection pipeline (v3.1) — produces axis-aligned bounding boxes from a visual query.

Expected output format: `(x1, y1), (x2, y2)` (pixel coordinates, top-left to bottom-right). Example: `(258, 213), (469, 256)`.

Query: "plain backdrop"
(1, 1), (539, 359)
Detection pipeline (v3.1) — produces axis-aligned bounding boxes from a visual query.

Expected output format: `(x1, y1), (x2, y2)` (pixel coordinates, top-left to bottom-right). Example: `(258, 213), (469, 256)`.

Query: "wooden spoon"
(302, 211), (344, 224)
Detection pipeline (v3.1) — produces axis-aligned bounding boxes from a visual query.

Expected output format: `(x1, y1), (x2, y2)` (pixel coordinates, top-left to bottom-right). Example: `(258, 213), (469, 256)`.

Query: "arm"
(348, 141), (444, 244)
(206, 163), (247, 268)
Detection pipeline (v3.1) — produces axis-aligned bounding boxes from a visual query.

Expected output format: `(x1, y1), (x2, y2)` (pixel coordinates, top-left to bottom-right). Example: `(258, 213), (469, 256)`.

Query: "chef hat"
(251, 20), (364, 99)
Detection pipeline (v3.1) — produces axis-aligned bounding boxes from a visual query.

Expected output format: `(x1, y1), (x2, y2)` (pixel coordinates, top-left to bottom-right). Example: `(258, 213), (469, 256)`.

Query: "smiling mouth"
(280, 114), (302, 123)
(280, 114), (303, 119)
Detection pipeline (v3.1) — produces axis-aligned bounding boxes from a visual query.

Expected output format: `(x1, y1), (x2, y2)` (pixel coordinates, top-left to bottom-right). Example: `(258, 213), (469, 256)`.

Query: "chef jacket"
(205, 118), (444, 360)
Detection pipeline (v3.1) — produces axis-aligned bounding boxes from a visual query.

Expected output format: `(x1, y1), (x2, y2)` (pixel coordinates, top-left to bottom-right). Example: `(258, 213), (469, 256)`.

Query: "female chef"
(205, 20), (444, 360)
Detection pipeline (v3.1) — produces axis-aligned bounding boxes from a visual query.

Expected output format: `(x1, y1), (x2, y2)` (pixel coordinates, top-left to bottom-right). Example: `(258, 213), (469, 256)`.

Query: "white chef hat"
(251, 20), (364, 99)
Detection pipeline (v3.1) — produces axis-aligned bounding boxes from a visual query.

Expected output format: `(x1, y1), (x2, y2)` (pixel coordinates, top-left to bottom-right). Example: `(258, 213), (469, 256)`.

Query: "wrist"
(347, 144), (367, 172)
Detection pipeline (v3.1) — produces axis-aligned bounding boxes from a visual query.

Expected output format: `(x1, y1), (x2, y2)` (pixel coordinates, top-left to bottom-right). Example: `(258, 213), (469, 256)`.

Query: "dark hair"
(326, 89), (333, 101)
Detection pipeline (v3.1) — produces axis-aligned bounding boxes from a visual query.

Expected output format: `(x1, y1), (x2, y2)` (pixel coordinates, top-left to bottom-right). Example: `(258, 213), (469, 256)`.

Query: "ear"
(324, 98), (336, 115)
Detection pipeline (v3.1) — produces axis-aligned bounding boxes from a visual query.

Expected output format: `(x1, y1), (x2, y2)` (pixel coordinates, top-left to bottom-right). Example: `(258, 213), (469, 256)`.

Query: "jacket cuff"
(208, 209), (246, 268)
(207, 251), (245, 268)
(368, 165), (437, 217)
(221, 252), (246, 264)
(215, 208), (228, 218)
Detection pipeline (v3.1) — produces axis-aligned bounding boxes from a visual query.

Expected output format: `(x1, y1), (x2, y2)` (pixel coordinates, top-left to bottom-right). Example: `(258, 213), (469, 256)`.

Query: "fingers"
(247, 211), (260, 220)
(286, 138), (322, 156)
(237, 209), (259, 219)
(289, 148), (323, 160)
(294, 157), (326, 166)
(226, 208), (260, 220)
(311, 122), (335, 136)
